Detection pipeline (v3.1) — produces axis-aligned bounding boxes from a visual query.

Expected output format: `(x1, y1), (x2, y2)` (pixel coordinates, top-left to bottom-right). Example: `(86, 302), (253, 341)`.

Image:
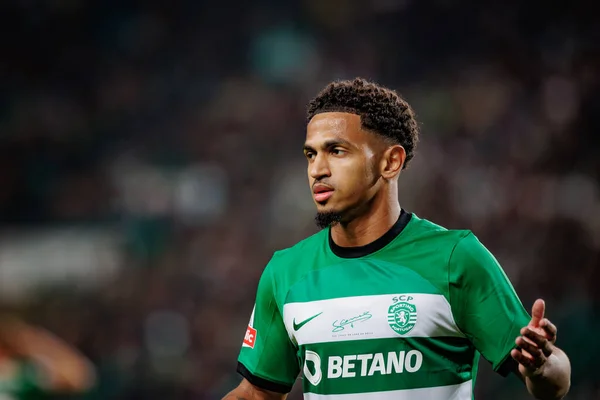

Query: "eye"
(331, 148), (346, 156)
(305, 151), (315, 160)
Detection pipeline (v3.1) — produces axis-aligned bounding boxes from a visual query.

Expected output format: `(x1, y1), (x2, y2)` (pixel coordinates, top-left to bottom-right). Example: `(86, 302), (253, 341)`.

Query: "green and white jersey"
(237, 211), (530, 399)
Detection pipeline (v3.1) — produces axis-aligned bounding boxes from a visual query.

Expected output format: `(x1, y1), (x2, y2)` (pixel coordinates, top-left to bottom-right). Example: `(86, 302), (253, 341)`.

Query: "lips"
(313, 184), (334, 203)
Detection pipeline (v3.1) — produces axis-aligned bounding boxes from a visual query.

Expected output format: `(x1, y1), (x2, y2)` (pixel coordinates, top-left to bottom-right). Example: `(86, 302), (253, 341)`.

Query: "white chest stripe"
(283, 293), (464, 345)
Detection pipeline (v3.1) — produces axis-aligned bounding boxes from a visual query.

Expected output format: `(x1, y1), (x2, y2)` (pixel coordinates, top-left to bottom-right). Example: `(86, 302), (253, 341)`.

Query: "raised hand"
(511, 299), (558, 377)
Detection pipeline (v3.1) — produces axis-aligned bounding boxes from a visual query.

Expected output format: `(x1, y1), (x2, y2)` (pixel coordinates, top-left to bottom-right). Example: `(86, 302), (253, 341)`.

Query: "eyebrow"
(303, 138), (353, 152)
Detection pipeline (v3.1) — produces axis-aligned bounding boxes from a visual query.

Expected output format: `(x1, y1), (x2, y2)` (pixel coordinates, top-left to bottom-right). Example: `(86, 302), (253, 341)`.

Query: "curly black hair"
(307, 77), (419, 168)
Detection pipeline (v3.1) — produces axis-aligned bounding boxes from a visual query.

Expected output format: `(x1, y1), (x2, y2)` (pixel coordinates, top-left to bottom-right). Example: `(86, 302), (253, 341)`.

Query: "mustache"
(312, 181), (334, 190)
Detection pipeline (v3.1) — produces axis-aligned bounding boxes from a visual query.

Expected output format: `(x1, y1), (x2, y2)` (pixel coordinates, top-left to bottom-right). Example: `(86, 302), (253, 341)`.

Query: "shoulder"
(403, 214), (497, 272)
(267, 228), (329, 269)
(406, 213), (473, 250)
(261, 229), (328, 298)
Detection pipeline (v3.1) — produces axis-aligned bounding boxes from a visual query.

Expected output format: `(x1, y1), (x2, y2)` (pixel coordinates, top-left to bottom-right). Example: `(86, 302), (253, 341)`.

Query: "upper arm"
(448, 232), (531, 376)
(222, 378), (288, 400)
(237, 257), (299, 393)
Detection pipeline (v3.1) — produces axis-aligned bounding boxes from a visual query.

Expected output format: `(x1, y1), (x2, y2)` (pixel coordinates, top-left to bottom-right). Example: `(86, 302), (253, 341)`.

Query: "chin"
(315, 202), (336, 212)
(314, 208), (344, 229)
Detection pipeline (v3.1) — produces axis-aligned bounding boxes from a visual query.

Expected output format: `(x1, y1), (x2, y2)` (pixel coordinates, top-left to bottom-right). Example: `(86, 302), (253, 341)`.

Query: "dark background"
(0, 0), (598, 398)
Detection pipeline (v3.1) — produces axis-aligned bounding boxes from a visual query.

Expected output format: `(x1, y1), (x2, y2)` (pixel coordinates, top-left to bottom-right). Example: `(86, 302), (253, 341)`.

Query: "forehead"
(306, 112), (367, 145)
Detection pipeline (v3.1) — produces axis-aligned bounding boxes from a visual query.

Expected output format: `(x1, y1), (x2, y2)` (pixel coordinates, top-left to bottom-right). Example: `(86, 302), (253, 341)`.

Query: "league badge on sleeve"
(243, 305), (257, 348)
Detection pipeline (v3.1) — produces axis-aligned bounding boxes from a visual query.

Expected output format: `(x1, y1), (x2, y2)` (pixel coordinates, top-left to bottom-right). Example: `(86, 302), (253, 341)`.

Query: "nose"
(309, 153), (331, 180)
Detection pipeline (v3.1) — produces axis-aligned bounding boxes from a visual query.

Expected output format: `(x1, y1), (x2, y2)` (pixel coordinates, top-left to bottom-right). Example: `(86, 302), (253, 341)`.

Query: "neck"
(330, 189), (400, 247)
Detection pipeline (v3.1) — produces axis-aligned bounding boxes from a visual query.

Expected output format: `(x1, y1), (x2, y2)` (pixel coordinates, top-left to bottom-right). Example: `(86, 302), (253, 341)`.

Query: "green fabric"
(238, 214), (532, 398)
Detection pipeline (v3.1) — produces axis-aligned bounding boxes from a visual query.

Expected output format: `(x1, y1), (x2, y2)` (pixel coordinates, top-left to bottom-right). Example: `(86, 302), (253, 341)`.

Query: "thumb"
(530, 299), (545, 327)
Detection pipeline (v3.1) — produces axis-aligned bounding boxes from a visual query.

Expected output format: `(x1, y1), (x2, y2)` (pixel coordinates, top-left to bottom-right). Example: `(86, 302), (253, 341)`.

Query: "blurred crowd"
(0, 0), (598, 399)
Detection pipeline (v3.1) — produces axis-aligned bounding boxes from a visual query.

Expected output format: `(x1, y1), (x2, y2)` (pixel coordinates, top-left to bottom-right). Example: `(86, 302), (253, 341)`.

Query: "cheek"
(338, 161), (373, 195)
(345, 163), (379, 203)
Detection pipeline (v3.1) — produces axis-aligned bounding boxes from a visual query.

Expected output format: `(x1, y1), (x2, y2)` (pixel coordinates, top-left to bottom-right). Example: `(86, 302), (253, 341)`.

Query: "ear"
(380, 145), (406, 179)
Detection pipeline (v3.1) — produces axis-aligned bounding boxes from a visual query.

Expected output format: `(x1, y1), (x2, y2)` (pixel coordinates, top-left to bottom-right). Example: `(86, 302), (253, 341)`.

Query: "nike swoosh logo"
(293, 312), (323, 331)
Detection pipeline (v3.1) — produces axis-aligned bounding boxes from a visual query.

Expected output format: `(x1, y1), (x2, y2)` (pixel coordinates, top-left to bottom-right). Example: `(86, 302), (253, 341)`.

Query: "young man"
(223, 78), (571, 400)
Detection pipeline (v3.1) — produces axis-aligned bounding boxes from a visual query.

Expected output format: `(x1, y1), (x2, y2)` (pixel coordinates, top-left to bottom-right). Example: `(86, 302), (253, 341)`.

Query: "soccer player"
(223, 78), (571, 400)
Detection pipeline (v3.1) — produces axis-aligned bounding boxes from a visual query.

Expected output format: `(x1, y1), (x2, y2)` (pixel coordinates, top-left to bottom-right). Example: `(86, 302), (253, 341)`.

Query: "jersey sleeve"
(448, 232), (531, 375)
(237, 256), (299, 393)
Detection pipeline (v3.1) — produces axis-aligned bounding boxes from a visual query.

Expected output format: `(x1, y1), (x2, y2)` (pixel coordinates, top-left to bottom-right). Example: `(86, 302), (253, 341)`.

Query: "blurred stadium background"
(0, 0), (598, 399)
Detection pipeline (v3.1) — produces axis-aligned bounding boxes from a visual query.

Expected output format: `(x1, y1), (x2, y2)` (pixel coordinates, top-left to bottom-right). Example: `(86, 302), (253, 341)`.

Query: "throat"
(331, 206), (401, 248)
(328, 208), (411, 259)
